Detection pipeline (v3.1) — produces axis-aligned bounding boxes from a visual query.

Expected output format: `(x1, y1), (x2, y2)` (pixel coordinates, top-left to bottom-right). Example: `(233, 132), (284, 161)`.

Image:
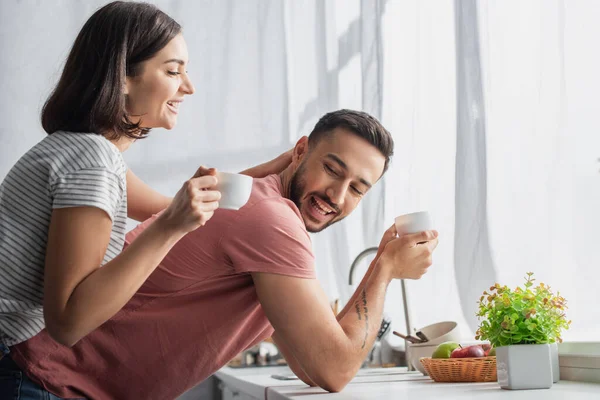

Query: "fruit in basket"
(482, 343), (491, 352)
(451, 344), (485, 358)
(485, 347), (496, 356)
(431, 341), (460, 359)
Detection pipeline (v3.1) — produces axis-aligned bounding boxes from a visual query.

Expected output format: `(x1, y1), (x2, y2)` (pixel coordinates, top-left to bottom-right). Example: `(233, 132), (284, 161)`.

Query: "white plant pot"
(496, 344), (553, 390)
(550, 342), (560, 383)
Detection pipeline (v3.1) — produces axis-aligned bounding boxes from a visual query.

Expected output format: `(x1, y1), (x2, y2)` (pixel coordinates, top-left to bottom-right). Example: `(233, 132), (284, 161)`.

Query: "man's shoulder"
(219, 176), (314, 277)
(243, 175), (302, 223)
(219, 175), (309, 243)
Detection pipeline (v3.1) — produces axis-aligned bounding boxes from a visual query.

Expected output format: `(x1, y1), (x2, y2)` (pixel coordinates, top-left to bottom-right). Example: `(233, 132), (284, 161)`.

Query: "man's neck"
(279, 166), (294, 200)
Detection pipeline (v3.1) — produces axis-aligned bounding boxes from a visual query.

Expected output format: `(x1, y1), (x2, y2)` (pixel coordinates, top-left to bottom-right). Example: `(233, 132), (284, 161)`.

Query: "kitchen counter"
(215, 365), (600, 400)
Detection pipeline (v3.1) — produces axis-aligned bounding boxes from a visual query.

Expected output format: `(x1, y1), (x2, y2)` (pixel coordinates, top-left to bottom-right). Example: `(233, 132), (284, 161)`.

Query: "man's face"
(289, 128), (386, 233)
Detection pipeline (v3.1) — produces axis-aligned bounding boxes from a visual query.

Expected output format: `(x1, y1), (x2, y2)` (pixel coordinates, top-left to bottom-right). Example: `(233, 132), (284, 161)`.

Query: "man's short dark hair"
(308, 109), (394, 173)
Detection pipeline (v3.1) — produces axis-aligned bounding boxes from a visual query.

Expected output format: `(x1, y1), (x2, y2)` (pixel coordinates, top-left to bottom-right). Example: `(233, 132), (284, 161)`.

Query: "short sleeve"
(221, 198), (315, 279)
(51, 168), (125, 222)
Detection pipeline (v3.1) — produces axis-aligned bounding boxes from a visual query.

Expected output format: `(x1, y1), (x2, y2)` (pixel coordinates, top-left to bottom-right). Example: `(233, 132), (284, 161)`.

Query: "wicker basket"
(420, 356), (497, 382)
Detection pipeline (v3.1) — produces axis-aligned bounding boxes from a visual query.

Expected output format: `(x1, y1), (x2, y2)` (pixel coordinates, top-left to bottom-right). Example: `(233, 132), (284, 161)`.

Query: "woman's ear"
(123, 78), (130, 95)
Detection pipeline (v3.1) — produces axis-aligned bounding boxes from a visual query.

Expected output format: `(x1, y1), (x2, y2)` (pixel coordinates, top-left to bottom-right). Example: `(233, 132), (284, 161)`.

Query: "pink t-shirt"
(11, 175), (315, 399)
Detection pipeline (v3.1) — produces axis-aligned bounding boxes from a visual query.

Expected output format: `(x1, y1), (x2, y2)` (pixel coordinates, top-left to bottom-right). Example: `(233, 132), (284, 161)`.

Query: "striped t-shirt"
(0, 131), (127, 346)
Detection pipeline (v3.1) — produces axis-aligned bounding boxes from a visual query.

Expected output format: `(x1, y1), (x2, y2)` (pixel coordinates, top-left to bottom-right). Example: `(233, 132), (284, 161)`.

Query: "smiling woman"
(125, 37), (195, 130)
(41, 1), (186, 140)
(0, 0), (216, 351)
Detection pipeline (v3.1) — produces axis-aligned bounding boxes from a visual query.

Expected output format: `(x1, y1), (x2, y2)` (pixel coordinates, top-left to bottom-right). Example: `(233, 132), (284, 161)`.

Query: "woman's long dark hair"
(41, 1), (181, 139)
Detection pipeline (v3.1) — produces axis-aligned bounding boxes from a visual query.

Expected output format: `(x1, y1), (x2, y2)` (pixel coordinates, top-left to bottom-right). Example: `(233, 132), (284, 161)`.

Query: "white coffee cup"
(215, 172), (253, 210)
(394, 211), (433, 236)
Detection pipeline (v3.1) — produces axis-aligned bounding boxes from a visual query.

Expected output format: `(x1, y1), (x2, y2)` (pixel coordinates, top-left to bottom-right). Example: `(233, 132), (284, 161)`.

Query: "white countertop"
(215, 365), (600, 400)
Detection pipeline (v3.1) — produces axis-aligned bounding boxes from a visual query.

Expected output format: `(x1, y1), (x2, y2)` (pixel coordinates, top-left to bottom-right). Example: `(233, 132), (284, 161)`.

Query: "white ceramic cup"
(215, 172), (253, 210)
(394, 211), (433, 236)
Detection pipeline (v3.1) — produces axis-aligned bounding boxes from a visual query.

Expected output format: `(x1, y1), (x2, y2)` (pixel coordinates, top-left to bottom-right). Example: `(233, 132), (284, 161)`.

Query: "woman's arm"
(44, 170), (220, 347)
(127, 150), (292, 221)
(127, 169), (172, 221)
(239, 149), (293, 178)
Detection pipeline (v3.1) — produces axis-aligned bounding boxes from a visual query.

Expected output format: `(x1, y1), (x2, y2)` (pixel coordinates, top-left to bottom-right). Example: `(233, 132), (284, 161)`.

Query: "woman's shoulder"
(40, 131), (126, 175)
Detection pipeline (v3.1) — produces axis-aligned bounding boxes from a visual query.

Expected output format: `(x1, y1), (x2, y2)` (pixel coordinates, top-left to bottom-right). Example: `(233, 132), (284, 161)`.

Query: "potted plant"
(475, 272), (571, 390)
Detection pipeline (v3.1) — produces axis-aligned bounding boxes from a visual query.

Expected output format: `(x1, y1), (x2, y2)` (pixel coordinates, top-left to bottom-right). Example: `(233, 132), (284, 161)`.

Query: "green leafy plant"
(475, 272), (571, 347)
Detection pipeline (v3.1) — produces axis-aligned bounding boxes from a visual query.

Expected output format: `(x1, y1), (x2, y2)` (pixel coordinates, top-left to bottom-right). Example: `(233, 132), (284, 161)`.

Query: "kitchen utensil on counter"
(411, 321), (459, 346)
(377, 317), (392, 340)
(369, 316), (393, 366)
(392, 331), (424, 344)
(415, 330), (429, 342)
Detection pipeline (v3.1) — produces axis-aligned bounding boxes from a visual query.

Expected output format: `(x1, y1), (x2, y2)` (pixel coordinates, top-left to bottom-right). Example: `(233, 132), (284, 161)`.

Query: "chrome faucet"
(349, 247), (414, 370)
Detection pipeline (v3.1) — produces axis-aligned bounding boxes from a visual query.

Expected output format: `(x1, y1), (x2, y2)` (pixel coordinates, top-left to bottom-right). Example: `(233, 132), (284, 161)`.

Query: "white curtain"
(477, 0), (600, 341)
(0, 0), (597, 354)
(378, 0), (470, 347)
(379, 0), (600, 344)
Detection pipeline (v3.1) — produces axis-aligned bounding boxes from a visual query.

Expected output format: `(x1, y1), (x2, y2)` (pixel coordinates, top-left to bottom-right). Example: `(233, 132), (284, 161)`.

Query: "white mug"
(394, 211), (433, 236)
(215, 172), (253, 210)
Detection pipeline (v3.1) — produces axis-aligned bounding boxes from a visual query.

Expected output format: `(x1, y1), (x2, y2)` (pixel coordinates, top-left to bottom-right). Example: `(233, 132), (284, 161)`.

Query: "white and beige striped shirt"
(0, 131), (127, 346)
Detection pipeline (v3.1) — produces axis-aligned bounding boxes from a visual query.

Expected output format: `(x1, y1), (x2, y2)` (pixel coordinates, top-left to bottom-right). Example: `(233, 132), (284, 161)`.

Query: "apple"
(481, 343), (491, 353)
(431, 341), (461, 359)
(485, 347), (496, 357)
(451, 344), (485, 358)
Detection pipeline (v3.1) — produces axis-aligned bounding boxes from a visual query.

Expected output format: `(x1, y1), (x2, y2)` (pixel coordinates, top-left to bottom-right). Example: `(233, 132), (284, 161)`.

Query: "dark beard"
(288, 161), (344, 233)
(289, 162), (307, 211)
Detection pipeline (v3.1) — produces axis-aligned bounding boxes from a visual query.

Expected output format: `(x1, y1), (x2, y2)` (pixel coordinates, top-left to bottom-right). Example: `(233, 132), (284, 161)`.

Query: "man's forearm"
(336, 257), (379, 321)
(338, 264), (390, 355)
(298, 264), (391, 391)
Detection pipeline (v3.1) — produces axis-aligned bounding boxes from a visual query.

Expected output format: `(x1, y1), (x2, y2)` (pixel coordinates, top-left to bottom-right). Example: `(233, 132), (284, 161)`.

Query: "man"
(9, 109), (439, 399)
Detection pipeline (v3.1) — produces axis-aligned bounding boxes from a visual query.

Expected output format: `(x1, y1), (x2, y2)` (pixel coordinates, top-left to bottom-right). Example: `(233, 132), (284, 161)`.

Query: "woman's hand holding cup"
(158, 166), (221, 234)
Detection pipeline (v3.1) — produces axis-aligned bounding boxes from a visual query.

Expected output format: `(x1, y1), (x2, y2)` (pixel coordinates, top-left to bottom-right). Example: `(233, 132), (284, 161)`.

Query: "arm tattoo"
(354, 289), (369, 349)
(361, 290), (369, 348)
(353, 290), (370, 349)
(355, 301), (362, 320)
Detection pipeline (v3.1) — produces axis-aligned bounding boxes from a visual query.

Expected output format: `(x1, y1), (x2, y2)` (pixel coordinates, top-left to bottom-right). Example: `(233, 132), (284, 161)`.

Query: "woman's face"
(125, 33), (195, 130)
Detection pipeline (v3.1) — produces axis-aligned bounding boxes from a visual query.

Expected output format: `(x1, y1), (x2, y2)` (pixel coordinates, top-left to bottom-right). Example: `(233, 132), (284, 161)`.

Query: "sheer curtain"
(379, 0), (471, 347)
(379, 0), (600, 343)
(476, 0), (600, 341)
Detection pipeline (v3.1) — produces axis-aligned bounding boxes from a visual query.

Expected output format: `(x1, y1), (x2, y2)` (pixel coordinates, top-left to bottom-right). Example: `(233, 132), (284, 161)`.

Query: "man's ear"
(292, 136), (309, 165)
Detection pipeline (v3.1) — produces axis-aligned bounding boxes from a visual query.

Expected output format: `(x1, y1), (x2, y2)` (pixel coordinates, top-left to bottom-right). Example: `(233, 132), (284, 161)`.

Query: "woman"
(0, 2), (289, 397)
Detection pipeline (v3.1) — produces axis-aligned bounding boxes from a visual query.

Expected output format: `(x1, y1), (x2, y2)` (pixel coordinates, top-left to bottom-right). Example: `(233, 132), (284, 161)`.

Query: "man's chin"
(306, 223), (327, 233)
(302, 214), (337, 233)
